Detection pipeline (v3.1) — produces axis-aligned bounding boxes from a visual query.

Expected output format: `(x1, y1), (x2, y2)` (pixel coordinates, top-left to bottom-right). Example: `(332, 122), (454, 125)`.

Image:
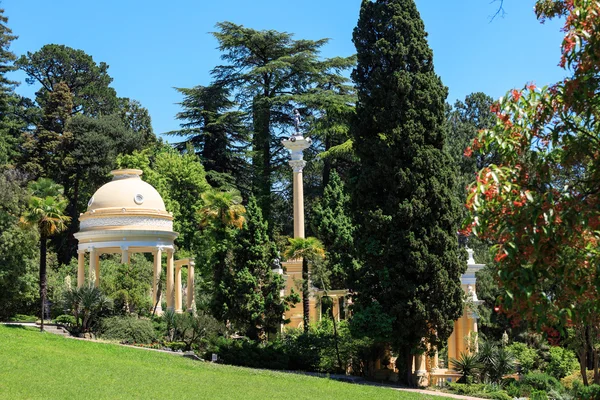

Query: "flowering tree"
(464, 0), (600, 385)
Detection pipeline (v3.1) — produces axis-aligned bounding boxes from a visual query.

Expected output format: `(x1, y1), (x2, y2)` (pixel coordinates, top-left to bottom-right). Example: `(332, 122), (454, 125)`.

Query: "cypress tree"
(312, 170), (355, 289)
(224, 196), (295, 340)
(350, 0), (465, 383)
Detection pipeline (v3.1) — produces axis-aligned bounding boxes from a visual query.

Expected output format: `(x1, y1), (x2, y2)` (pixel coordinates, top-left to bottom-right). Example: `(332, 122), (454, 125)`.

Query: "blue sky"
(3, 0), (565, 139)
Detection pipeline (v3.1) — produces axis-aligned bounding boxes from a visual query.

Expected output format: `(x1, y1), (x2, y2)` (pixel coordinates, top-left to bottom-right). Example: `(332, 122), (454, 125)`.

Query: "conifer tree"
(0, 8), (17, 115)
(350, 0), (465, 383)
(311, 170), (355, 289)
(210, 22), (354, 227)
(223, 197), (297, 340)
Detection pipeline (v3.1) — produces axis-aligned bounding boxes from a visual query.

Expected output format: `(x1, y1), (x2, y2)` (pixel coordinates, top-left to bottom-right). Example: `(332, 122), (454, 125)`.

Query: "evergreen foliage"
(218, 197), (297, 340)
(16, 44), (118, 116)
(0, 8), (17, 115)
(311, 170), (355, 289)
(168, 84), (248, 189)
(208, 21), (354, 229)
(350, 0), (465, 381)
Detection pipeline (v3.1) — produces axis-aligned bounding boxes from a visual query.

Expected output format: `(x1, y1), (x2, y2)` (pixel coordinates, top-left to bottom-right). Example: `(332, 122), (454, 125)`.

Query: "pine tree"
(223, 196), (297, 340)
(0, 8), (17, 115)
(168, 84), (248, 189)
(210, 22), (354, 228)
(351, 0), (465, 383)
(311, 170), (355, 289)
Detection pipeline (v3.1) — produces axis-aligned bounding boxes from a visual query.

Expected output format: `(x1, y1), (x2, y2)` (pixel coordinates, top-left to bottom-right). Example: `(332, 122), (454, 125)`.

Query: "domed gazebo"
(73, 169), (195, 314)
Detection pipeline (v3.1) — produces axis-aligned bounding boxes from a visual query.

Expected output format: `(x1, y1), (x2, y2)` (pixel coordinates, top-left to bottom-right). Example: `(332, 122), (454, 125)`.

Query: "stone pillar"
(77, 250), (86, 288)
(121, 246), (130, 264)
(152, 248), (163, 313)
(290, 160), (306, 239)
(187, 261), (195, 312)
(166, 250), (174, 312)
(89, 248), (99, 288)
(175, 263), (182, 313)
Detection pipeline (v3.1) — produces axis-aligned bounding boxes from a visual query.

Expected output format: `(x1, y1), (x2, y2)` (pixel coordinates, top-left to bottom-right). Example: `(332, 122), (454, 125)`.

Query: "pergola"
(73, 169), (194, 314)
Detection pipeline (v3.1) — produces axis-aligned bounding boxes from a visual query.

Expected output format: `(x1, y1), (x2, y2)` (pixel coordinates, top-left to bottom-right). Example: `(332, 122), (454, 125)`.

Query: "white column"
(77, 250), (85, 288)
(187, 261), (195, 312)
(89, 248), (99, 288)
(121, 246), (130, 264)
(166, 250), (174, 312)
(289, 160), (307, 239)
(175, 263), (183, 313)
(152, 248), (163, 313)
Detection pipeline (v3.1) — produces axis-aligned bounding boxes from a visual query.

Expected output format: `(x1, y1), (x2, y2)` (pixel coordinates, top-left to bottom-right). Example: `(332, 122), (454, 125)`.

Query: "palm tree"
(284, 237), (325, 333)
(199, 189), (246, 230)
(21, 178), (70, 332)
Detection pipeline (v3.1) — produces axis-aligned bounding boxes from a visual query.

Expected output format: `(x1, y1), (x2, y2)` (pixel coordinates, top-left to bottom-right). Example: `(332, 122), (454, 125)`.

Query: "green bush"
(507, 342), (538, 373)
(546, 346), (579, 379)
(98, 316), (157, 344)
(529, 389), (549, 400)
(54, 314), (76, 326)
(206, 337), (290, 370)
(9, 314), (37, 322)
(482, 391), (512, 400)
(562, 370), (594, 389)
(447, 383), (488, 395)
(522, 372), (563, 393)
(572, 382), (600, 400)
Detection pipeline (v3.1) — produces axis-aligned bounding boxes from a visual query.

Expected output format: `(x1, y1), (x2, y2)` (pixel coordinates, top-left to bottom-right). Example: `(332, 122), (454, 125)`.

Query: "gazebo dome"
(87, 169), (166, 212)
(77, 169), (175, 233)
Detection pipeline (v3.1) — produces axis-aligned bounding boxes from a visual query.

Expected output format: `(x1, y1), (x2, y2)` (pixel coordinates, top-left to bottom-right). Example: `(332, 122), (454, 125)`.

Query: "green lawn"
(0, 325), (451, 399)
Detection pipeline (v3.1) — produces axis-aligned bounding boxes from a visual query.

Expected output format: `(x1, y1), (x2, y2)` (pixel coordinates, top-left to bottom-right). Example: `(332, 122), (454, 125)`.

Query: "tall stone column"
(175, 262), (182, 313)
(89, 248), (99, 288)
(152, 248), (163, 313)
(187, 261), (195, 312)
(166, 250), (174, 311)
(77, 250), (86, 288)
(282, 134), (311, 239)
(290, 160), (307, 239)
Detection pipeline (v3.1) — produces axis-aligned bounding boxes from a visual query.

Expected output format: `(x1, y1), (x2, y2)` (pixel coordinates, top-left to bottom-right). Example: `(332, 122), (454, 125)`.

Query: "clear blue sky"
(3, 0), (565, 139)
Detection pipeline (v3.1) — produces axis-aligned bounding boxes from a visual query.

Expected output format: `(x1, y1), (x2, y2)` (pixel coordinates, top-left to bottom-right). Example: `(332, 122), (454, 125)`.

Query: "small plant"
(98, 316), (157, 344)
(450, 352), (482, 383)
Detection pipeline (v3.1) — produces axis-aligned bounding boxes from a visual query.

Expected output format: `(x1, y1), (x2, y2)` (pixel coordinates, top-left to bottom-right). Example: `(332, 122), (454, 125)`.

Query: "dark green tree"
(167, 84), (248, 189)
(0, 8), (17, 115)
(117, 97), (156, 146)
(350, 0), (465, 384)
(311, 170), (355, 289)
(221, 197), (298, 340)
(210, 22), (354, 228)
(0, 170), (39, 320)
(16, 44), (117, 116)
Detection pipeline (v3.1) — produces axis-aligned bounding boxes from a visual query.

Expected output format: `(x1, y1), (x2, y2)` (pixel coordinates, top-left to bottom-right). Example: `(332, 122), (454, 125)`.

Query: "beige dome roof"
(87, 169), (166, 212)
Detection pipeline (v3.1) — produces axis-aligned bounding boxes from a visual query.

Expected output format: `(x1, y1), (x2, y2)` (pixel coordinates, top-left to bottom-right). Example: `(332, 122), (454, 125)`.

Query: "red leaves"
(463, 146), (473, 158)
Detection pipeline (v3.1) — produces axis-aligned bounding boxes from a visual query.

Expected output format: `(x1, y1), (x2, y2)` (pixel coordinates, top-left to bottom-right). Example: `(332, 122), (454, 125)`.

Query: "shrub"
(507, 342), (538, 373)
(54, 314), (76, 326)
(447, 383), (488, 395)
(561, 370), (594, 390)
(522, 372), (562, 393)
(451, 352), (482, 383)
(529, 389), (549, 400)
(572, 382), (600, 400)
(206, 337), (289, 370)
(98, 316), (157, 344)
(546, 346), (579, 379)
(483, 392), (512, 400)
(9, 314), (37, 323)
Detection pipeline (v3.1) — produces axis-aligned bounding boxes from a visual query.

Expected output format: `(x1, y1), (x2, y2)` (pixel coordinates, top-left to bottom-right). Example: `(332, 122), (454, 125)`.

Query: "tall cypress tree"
(311, 170), (355, 289)
(350, 0), (465, 382)
(221, 196), (296, 340)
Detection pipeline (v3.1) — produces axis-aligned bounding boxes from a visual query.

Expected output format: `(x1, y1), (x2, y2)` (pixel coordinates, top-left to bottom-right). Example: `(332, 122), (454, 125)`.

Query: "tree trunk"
(302, 258), (309, 333)
(580, 348), (589, 386)
(39, 232), (47, 332)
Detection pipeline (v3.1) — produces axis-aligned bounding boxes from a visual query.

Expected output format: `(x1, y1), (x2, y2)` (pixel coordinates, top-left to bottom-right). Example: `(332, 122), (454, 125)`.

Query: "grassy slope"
(0, 325), (449, 400)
